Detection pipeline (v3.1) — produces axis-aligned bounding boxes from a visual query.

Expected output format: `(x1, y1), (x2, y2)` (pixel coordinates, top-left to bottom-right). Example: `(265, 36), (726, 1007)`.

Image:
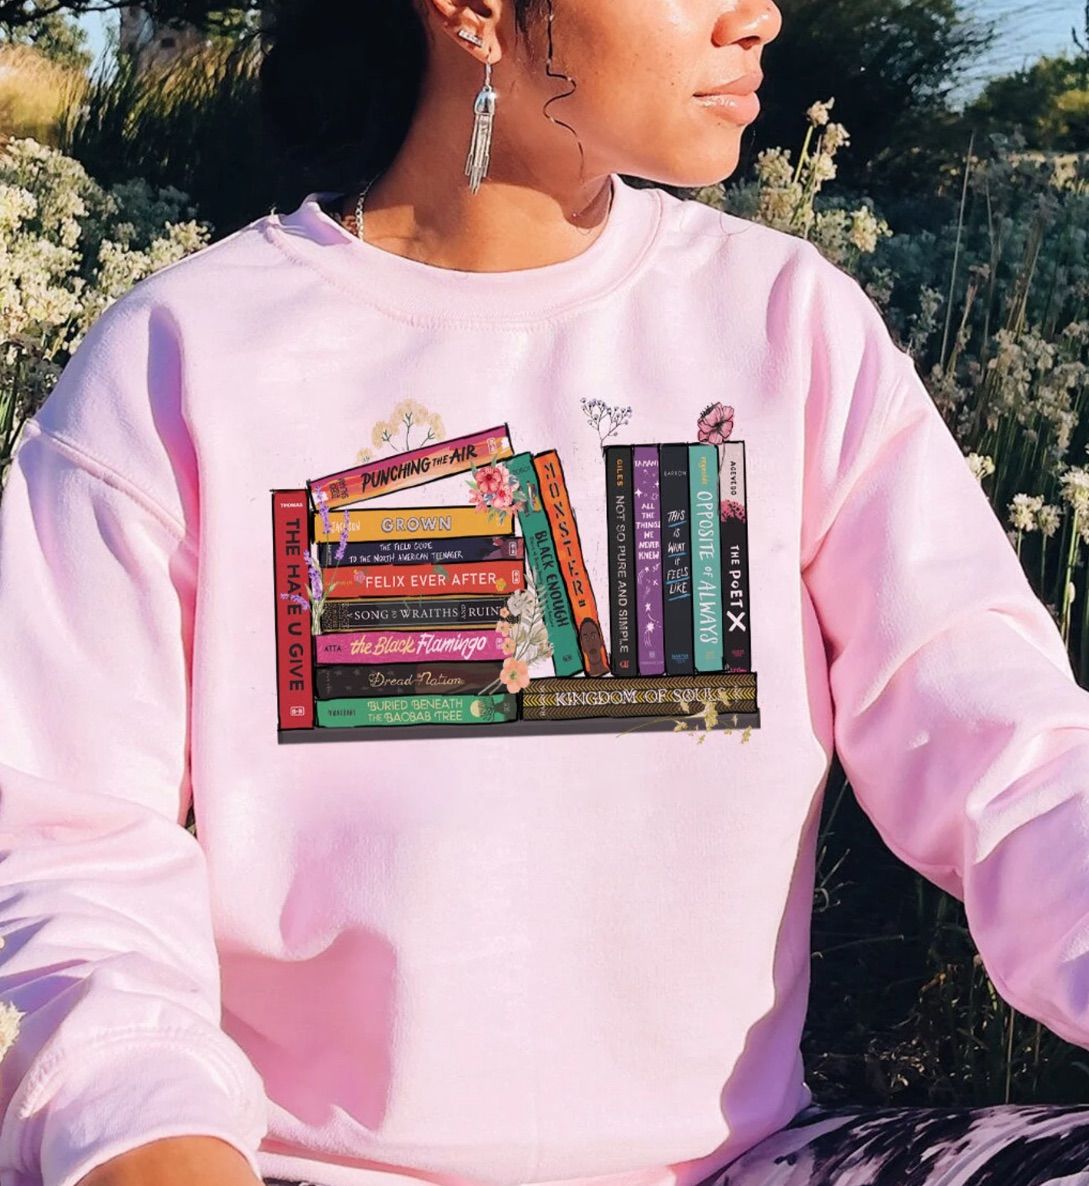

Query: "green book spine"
(688, 443), (725, 671)
(316, 693), (517, 728)
(505, 452), (583, 677)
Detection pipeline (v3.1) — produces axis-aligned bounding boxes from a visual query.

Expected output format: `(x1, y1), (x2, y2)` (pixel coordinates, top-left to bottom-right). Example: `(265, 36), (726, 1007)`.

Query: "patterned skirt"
(263, 1101), (1089, 1186)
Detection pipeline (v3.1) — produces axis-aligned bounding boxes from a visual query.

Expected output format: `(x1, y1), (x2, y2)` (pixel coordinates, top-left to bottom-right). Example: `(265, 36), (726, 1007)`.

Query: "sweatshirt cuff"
(27, 1034), (268, 1186)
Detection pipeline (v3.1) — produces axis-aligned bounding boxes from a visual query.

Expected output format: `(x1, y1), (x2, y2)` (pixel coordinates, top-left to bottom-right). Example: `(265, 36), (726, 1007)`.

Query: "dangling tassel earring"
(464, 52), (497, 194)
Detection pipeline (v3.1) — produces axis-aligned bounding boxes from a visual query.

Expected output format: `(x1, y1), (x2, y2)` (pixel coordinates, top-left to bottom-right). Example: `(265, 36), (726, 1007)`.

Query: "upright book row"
(605, 441), (751, 678)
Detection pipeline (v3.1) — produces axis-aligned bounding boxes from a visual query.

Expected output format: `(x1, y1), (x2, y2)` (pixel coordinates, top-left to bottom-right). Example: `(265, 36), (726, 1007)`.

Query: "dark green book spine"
(316, 693), (517, 728)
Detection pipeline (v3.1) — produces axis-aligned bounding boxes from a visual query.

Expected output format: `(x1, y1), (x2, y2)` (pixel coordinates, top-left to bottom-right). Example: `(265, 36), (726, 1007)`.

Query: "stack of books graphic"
(272, 424), (759, 739)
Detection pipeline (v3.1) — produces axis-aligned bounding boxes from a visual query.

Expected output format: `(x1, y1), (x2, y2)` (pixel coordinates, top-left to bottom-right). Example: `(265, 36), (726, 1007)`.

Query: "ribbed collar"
(264, 174), (665, 327)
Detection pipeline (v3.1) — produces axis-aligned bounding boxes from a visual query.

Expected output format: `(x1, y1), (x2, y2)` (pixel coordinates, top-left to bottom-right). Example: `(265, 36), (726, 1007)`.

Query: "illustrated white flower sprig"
(479, 585), (554, 696)
(580, 397), (633, 444)
(356, 398), (446, 462)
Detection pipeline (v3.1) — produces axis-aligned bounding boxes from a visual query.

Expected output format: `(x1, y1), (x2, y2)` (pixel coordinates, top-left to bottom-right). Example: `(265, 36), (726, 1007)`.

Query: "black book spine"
(315, 662), (506, 700)
(604, 445), (637, 676)
(658, 443), (695, 674)
(318, 535), (520, 568)
(320, 595), (508, 631)
(719, 441), (752, 672)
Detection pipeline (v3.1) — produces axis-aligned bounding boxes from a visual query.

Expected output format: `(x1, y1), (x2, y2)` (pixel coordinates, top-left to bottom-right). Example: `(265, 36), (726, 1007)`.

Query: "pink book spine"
(308, 425), (514, 510)
(316, 629), (506, 664)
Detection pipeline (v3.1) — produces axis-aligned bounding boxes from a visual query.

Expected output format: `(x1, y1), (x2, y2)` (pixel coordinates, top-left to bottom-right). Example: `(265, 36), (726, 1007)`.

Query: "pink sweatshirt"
(2, 173), (1088, 1186)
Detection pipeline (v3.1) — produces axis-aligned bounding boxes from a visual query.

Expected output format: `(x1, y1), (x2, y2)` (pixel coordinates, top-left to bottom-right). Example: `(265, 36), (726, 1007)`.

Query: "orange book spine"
(532, 451), (609, 676)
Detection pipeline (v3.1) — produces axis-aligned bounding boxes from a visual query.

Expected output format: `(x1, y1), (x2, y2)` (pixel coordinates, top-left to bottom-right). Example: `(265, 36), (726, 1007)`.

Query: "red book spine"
(322, 559), (526, 599)
(272, 489), (315, 730)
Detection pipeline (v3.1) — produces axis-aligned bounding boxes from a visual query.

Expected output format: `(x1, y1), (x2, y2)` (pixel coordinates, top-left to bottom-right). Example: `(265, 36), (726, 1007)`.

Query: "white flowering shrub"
(692, 97), (892, 271)
(0, 136), (212, 478)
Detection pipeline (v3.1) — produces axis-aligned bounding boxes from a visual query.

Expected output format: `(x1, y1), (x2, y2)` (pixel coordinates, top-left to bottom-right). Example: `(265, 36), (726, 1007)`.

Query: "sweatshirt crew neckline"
(266, 173), (665, 326)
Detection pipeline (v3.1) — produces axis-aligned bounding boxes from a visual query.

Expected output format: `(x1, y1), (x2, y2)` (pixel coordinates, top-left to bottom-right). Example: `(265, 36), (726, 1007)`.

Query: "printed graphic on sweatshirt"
(271, 404), (758, 742)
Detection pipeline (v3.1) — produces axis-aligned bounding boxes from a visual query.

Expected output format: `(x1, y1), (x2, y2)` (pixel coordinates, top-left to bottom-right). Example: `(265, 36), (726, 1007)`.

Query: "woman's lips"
(694, 90), (761, 123)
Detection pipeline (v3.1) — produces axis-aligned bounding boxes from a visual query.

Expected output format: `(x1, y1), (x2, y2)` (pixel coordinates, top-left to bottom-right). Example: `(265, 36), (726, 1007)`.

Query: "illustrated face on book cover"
(271, 400), (757, 742)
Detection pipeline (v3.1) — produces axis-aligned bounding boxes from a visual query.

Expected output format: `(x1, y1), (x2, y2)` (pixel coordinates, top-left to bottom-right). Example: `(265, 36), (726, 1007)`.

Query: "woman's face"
(495, 0), (783, 189)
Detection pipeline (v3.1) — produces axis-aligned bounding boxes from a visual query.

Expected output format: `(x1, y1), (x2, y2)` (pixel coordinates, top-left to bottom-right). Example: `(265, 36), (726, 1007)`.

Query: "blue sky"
(77, 0), (1085, 104)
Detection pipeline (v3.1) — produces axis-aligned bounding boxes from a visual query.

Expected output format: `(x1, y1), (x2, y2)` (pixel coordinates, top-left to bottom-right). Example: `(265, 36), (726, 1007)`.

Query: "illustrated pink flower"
(697, 402), (734, 445)
(721, 498), (746, 522)
(500, 657), (531, 692)
(501, 635), (517, 656)
(476, 466), (506, 495)
(467, 461), (525, 516)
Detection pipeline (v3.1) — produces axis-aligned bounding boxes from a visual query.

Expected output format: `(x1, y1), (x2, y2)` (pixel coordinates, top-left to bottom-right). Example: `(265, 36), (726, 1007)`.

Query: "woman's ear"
(419, 0), (505, 64)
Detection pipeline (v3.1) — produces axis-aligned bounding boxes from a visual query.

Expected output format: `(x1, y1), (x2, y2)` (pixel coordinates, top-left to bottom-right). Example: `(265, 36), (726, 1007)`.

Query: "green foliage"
(965, 53), (1089, 152)
(0, 0), (259, 37)
(0, 2), (92, 71)
(744, 0), (995, 198)
(56, 36), (285, 236)
(0, 135), (211, 479)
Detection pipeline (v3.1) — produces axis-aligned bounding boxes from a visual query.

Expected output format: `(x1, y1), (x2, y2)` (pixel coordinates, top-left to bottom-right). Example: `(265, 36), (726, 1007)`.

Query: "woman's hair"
(258, 0), (558, 195)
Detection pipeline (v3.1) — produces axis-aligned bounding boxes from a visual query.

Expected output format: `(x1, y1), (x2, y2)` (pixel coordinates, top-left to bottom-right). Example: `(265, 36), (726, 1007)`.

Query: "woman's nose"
(714, 0), (783, 52)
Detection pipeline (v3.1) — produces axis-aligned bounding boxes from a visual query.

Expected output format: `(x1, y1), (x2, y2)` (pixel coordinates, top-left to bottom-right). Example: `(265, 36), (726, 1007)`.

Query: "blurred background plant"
(2, 0), (1089, 1110)
(0, 134), (210, 480)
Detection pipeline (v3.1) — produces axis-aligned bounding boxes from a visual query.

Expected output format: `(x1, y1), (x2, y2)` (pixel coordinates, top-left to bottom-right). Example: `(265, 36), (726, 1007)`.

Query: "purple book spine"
(633, 445), (665, 675)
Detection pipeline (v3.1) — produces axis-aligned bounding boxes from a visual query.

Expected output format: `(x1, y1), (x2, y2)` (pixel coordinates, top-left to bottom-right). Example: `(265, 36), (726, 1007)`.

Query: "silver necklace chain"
(349, 175), (615, 244)
(352, 173), (381, 243)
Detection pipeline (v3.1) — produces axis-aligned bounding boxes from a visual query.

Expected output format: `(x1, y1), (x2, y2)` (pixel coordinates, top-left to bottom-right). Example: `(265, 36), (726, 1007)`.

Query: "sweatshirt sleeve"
(0, 301), (269, 1186)
(799, 248), (1089, 1052)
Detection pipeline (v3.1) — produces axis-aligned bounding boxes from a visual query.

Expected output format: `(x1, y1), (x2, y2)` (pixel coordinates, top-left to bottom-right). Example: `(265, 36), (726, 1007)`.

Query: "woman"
(3, 2), (1089, 1185)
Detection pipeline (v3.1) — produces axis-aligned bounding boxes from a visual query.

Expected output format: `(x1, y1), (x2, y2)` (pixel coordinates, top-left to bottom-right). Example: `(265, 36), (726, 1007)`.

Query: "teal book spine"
(505, 452), (583, 677)
(688, 443), (725, 671)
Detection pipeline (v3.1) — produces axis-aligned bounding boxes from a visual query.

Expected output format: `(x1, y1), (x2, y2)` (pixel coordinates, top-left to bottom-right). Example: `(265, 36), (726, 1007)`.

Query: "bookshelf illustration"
(272, 423), (760, 741)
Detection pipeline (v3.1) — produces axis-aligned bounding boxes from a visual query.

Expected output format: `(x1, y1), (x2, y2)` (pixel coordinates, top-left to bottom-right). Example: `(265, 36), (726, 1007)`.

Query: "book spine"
(316, 693), (517, 728)
(718, 441), (752, 672)
(521, 673), (756, 720)
(320, 595), (507, 631)
(316, 628), (506, 664)
(308, 425), (515, 510)
(505, 452), (583, 677)
(604, 445), (637, 676)
(322, 559), (525, 599)
(658, 443), (695, 675)
(532, 450), (609, 676)
(632, 445), (665, 675)
(315, 661), (505, 699)
(314, 505), (514, 543)
(272, 489), (315, 730)
(318, 534), (521, 568)
(689, 443), (725, 671)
